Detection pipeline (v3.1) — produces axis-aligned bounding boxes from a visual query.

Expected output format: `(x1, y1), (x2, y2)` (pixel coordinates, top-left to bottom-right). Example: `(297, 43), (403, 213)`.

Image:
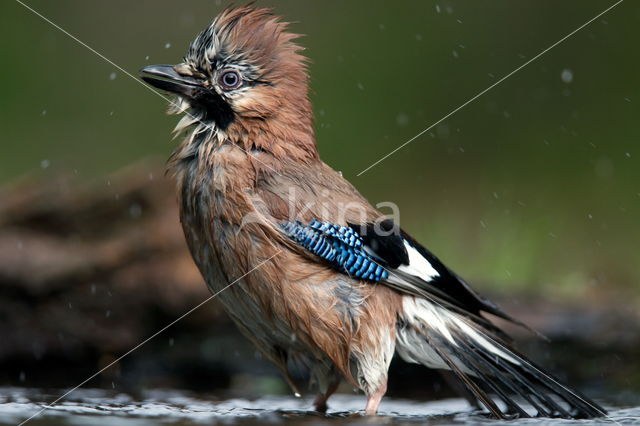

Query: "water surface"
(1, 388), (638, 426)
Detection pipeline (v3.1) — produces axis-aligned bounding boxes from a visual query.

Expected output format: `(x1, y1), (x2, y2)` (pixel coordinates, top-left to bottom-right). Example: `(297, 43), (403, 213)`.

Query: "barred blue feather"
(280, 219), (389, 282)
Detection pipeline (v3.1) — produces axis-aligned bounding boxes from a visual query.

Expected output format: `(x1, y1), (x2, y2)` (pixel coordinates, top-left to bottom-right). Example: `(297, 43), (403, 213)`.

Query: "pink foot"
(364, 383), (387, 415)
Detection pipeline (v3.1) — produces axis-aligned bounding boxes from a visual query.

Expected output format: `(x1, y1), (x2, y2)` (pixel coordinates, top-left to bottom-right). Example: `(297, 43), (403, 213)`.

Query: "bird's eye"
(218, 70), (242, 90)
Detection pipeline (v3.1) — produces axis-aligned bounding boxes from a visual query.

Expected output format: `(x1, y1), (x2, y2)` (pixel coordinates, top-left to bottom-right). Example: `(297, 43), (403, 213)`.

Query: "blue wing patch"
(280, 219), (389, 282)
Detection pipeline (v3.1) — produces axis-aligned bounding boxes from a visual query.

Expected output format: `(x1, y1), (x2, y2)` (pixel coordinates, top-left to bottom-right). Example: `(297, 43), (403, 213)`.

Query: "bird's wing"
(255, 161), (524, 335)
(278, 217), (525, 338)
(255, 163), (606, 419)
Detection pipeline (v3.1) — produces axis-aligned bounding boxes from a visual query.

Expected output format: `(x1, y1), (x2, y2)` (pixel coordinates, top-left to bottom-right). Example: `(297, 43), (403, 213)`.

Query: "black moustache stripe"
(191, 87), (235, 130)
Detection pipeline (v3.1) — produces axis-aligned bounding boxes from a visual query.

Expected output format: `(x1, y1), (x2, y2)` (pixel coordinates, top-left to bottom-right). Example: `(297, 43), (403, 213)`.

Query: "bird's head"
(141, 6), (316, 159)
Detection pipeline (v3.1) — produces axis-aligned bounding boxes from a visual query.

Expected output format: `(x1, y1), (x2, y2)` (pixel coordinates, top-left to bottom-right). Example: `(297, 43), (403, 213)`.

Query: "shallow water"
(1, 388), (638, 426)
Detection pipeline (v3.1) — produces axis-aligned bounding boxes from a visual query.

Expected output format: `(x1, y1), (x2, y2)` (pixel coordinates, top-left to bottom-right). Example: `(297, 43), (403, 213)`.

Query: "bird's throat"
(190, 89), (235, 130)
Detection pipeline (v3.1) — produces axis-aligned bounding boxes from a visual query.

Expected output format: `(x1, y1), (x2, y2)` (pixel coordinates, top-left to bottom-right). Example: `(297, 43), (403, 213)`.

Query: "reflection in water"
(1, 388), (638, 426)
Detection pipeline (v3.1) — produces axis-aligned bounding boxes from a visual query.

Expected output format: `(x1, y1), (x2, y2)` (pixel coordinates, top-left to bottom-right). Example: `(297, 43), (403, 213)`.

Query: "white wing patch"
(397, 241), (440, 281)
(396, 297), (450, 370)
(397, 296), (521, 374)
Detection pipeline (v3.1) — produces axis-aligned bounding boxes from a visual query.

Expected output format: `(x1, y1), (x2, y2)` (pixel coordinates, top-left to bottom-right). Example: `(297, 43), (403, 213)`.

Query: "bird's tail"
(395, 296), (606, 419)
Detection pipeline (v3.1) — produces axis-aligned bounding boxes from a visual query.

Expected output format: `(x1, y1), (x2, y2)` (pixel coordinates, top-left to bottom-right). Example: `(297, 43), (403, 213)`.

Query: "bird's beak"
(140, 63), (235, 129)
(139, 64), (203, 98)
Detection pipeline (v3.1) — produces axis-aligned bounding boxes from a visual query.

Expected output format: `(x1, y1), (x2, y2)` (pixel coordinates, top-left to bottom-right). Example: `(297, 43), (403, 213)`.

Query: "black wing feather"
(351, 219), (527, 329)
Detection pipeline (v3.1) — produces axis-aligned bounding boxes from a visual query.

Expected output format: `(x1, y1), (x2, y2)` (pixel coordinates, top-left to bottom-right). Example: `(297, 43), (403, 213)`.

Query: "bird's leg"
(313, 378), (340, 414)
(364, 380), (387, 416)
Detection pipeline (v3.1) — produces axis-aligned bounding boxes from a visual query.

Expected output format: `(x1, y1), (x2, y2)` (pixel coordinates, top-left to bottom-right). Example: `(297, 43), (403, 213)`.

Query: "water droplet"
(169, 338), (175, 346)
(129, 203), (142, 219)
(294, 392), (301, 398)
(164, 42), (171, 49)
(109, 72), (117, 80)
(561, 68), (573, 84)
(145, 55), (150, 60)
(19, 371), (26, 382)
(452, 50), (459, 58)
(40, 159), (50, 169)
(396, 112), (409, 126)
(435, 4), (441, 13)
(356, 82), (364, 90)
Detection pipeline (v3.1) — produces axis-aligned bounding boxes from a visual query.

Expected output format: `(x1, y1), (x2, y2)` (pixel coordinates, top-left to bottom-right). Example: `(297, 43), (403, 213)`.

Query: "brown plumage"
(140, 6), (606, 418)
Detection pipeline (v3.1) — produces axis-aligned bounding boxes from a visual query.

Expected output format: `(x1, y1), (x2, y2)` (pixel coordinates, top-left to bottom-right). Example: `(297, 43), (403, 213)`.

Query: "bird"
(140, 6), (606, 419)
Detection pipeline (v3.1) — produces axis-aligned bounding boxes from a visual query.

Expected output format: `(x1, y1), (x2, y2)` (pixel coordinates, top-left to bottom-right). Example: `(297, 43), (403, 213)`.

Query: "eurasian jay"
(140, 6), (605, 419)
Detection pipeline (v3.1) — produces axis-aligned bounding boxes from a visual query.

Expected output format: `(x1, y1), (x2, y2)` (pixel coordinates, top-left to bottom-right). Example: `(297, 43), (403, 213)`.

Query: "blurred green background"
(1, 0), (638, 302)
